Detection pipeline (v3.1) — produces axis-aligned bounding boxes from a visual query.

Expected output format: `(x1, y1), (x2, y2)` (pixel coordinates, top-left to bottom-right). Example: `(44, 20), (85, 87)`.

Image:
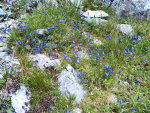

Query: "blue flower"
(104, 72), (109, 77)
(110, 71), (114, 74)
(144, 60), (148, 63)
(120, 100), (124, 105)
(104, 65), (112, 70)
(66, 33), (69, 36)
(0, 36), (3, 41)
(79, 34), (82, 37)
(72, 41), (76, 44)
(52, 26), (55, 29)
(74, 50), (78, 54)
(66, 110), (70, 113)
(34, 65), (38, 69)
(132, 108), (136, 112)
(132, 47), (135, 53)
(47, 27), (50, 31)
(81, 72), (85, 76)
(102, 51), (105, 56)
(132, 36), (138, 40)
(35, 60), (38, 63)
(79, 43), (83, 47)
(119, 39), (123, 43)
(81, 78), (85, 82)
(129, 56), (133, 60)
(76, 73), (81, 77)
(124, 48), (130, 55)
(25, 43), (29, 46)
(135, 78), (140, 83)
(50, 107), (55, 111)
(21, 29), (26, 32)
(17, 41), (22, 45)
(58, 20), (63, 23)
(29, 32), (32, 36)
(32, 38), (36, 42)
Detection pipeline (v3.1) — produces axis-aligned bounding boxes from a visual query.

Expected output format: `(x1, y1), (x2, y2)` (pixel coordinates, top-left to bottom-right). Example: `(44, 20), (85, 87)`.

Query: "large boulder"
(102, 0), (150, 20)
(82, 10), (109, 24)
(58, 64), (86, 104)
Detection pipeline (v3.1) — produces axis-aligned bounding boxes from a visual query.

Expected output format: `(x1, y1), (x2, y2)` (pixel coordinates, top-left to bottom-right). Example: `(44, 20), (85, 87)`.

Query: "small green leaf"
(25, 45), (31, 50)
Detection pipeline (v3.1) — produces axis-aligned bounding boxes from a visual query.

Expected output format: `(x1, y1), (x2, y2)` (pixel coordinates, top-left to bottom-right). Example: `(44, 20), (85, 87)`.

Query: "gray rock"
(117, 24), (134, 35)
(0, 42), (5, 46)
(102, 0), (150, 20)
(0, 46), (9, 52)
(0, 52), (7, 58)
(69, 0), (83, 7)
(84, 17), (107, 25)
(29, 54), (61, 70)
(82, 10), (109, 24)
(36, 29), (48, 35)
(0, 55), (20, 77)
(0, 8), (7, 16)
(82, 10), (109, 18)
(58, 64), (86, 104)
(11, 86), (31, 113)
(72, 108), (82, 113)
(77, 49), (89, 59)
(107, 93), (118, 103)
(0, 73), (3, 78)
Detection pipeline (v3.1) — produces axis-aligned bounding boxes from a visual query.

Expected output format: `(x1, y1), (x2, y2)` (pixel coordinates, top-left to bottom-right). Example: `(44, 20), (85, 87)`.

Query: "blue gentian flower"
(29, 32), (32, 36)
(102, 51), (105, 55)
(76, 73), (81, 77)
(21, 29), (26, 32)
(35, 60), (38, 63)
(72, 41), (75, 44)
(110, 71), (114, 74)
(34, 65), (38, 69)
(132, 108), (136, 112)
(66, 110), (70, 113)
(17, 41), (22, 45)
(79, 34), (82, 37)
(52, 26), (55, 29)
(135, 78), (140, 83)
(74, 50), (78, 54)
(144, 60), (148, 62)
(66, 33), (69, 36)
(50, 107), (55, 111)
(120, 100), (124, 105)
(119, 39), (123, 43)
(104, 72), (109, 77)
(32, 38), (36, 42)
(47, 27), (50, 31)
(0, 36), (3, 41)
(79, 43), (83, 47)
(81, 78), (85, 82)
(132, 36), (138, 40)
(25, 43), (29, 46)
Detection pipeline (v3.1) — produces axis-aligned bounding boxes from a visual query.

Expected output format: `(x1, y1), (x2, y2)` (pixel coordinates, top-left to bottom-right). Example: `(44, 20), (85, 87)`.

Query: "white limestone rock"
(72, 108), (82, 113)
(0, 52), (7, 58)
(36, 29), (48, 35)
(29, 54), (61, 70)
(11, 86), (31, 113)
(0, 46), (9, 52)
(58, 64), (86, 104)
(117, 24), (134, 35)
(82, 10), (109, 18)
